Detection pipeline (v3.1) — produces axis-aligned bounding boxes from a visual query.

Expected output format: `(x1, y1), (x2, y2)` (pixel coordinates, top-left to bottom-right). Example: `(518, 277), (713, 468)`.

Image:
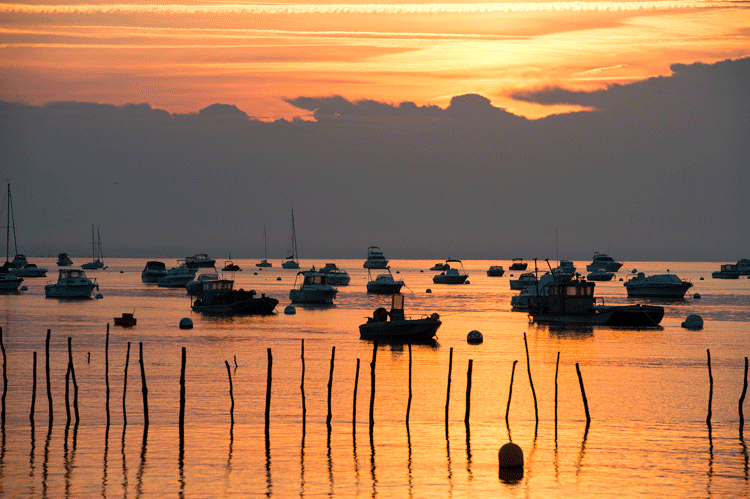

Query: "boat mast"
(97, 226), (103, 263)
(5, 184), (9, 262)
(264, 226), (268, 260)
(290, 209), (298, 261)
(91, 224), (95, 261)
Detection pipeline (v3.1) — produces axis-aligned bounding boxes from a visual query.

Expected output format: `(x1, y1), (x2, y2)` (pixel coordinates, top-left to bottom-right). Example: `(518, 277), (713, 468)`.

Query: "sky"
(1, 0), (749, 261)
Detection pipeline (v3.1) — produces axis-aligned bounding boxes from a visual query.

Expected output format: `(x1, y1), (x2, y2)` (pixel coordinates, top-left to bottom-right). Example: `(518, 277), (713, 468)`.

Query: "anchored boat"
(359, 294), (441, 341)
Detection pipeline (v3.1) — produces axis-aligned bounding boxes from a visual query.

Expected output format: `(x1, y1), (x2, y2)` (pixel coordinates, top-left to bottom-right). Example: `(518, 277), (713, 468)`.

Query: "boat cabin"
(528, 278), (596, 316)
(302, 272), (330, 286)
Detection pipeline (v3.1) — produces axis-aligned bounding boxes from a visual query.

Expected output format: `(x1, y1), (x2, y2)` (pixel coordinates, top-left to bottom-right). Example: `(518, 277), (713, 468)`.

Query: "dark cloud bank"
(2, 58), (748, 261)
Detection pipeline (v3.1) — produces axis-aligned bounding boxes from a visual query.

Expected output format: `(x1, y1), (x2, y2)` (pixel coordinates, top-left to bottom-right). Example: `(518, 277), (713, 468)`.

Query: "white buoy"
(467, 330), (483, 343)
(179, 318), (193, 329)
(693, 293), (701, 299)
(681, 314), (703, 329)
(284, 305), (296, 315)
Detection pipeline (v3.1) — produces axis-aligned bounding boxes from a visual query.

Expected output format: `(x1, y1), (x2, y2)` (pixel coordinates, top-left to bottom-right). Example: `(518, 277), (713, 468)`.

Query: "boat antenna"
(534, 258), (540, 296)
(545, 258), (557, 283)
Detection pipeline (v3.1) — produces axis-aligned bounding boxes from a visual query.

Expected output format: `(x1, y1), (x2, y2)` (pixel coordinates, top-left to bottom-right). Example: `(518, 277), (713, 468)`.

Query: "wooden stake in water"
(46, 329), (53, 425)
(445, 347), (453, 424)
(327, 346), (335, 430)
(1, 327), (6, 426)
(740, 356), (748, 436)
(369, 342), (377, 430)
(506, 360), (518, 422)
(707, 349), (713, 425)
(353, 358), (360, 425)
(30, 351), (37, 423)
(524, 332), (539, 423)
(301, 340), (306, 420)
(105, 323), (110, 426)
(138, 342), (149, 427)
(180, 347), (186, 429)
(406, 344), (413, 425)
(265, 348), (272, 428)
(68, 337), (79, 423)
(123, 341), (131, 425)
(464, 359), (473, 425)
(224, 359), (234, 425)
(555, 352), (560, 431)
(576, 363), (591, 425)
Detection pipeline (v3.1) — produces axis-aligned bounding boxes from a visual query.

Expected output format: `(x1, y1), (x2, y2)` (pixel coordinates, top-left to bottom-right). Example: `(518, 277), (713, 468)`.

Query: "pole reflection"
(576, 423), (590, 480)
(102, 424), (109, 498)
(136, 425), (147, 498)
(369, 427), (377, 498)
(300, 421), (306, 499)
(406, 424), (413, 499)
(446, 425), (453, 497)
(121, 425), (128, 499)
(265, 425), (272, 497)
(42, 422), (51, 499)
(465, 422), (473, 482)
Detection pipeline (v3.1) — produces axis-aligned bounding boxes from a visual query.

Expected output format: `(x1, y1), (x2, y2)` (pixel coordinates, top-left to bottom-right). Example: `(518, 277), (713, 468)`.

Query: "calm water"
(1, 258), (749, 498)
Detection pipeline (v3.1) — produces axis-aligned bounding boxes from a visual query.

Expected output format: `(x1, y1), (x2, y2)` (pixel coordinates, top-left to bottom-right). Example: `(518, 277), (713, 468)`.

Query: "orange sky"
(2, 1), (749, 120)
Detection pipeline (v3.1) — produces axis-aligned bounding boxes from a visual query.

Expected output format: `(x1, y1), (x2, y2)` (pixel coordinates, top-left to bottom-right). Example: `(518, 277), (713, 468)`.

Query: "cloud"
(2, 57), (748, 261)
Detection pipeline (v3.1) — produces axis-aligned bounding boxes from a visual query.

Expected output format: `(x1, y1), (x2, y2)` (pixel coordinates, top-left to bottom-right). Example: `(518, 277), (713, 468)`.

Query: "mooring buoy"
(179, 318), (193, 329)
(284, 305), (296, 315)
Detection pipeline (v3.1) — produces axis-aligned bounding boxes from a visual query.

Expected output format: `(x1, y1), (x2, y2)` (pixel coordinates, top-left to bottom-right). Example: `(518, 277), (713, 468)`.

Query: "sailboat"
(1, 184), (24, 291)
(82, 225), (105, 269)
(281, 209), (300, 269)
(256, 226), (272, 268)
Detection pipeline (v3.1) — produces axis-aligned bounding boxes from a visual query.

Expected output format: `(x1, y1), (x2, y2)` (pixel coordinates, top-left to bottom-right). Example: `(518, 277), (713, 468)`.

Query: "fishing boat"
(712, 264), (741, 279)
(363, 246), (389, 269)
(527, 276), (664, 327)
(359, 293), (441, 341)
(624, 272), (693, 298)
(141, 261), (168, 283)
(319, 263), (351, 286)
(57, 252), (73, 266)
(222, 260), (241, 272)
(114, 312), (137, 327)
(509, 258), (527, 271)
(44, 269), (98, 298)
(585, 252), (623, 272)
(367, 267), (404, 294)
(191, 279), (279, 315)
(432, 259), (468, 284)
(281, 210), (300, 269)
(186, 271), (219, 296)
(487, 265), (505, 276)
(256, 226), (273, 267)
(81, 225), (105, 269)
(289, 268), (337, 304)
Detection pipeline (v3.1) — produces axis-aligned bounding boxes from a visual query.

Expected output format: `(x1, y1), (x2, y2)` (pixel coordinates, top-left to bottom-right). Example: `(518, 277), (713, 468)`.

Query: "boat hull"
(363, 261), (388, 269)
(0, 277), (23, 292)
(366, 283), (404, 294)
(158, 277), (195, 287)
(359, 319), (441, 341)
(290, 288), (337, 304)
(531, 304), (664, 328)
(625, 284), (693, 298)
(487, 268), (505, 277)
(432, 275), (468, 284)
(712, 271), (740, 279)
(192, 294), (279, 315)
(44, 284), (96, 298)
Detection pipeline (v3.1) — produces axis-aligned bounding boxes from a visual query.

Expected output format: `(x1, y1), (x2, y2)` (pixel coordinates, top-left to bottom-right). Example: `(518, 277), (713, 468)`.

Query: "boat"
(527, 276), (664, 327)
(585, 252), (623, 272)
(141, 261), (168, 283)
(487, 265), (505, 276)
(81, 225), (105, 269)
(367, 267), (405, 294)
(3, 185), (44, 274)
(10, 262), (47, 278)
(221, 260), (241, 272)
(511, 273), (556, 311)
(430, 262), (450, 271)
(44, 268), (98, 298)
(359, 293), (441, 341)
(509, 272), (537, 290)
(552, 260), (576, 281)
(256, 227), (273, 267)
(114, 312), (137, 327)
(9, 253), (27, 268)
(319, 263), (351, 286)
(738, 259), (750, 275)
(56, 252), (73, 266)
(191, 279), (279, 315)
(281, 210), (300, 269)
(509, 258), (527, 271)
(186, 271), (219, 296)
(432, 259), (468, 284)
(289, 268), (338, 304)
(183, 253), (216, 269)
(363, 246), (389, 269)
(711, 264), (741, 279)
(0, 262), (23, 292)
(157, 265), (196, 287)
(624, 272), (693, 298)
(586, 269), (615, 281)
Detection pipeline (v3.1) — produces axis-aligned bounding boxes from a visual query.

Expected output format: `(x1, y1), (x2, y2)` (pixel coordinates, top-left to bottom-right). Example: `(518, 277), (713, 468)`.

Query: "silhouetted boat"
(183, 253), (216, 268)
(432, 259), (468, 284)
(222, 260), (241, 272)
(430, 262), (450, 271)
(0, 262), (23, 292)
(290, 268), (337, 304)
(367, 267), (404, 294)
(81, 225), (105, 269)
(186, 271), (219, 295)
(157, 265), (196, 287)
(282, 210), (300, 269)
(738, 259), (750, 275)
(624, 272), (693, 297)
(586, 252), (623, 272)
(528, 276), (663, 327)
(509, 272), (537, 290)
(10, 262), (47, 278)
(487, 265), (505, 276)
(319, 263), (350, 285)
(712, 264), (740, 279)
(359, 293), (441, 341)
(586, 269), (615, 281)
(45, 269), (98, 298)
(191, 279), (278, 315)
(509, 258), (527, 271)
(363, 246), (389, 269)
(114, 312), (137, 326)
(57, 253), (73, 266)
(256, 226), (273, 267)
(141, 261), (168, 283)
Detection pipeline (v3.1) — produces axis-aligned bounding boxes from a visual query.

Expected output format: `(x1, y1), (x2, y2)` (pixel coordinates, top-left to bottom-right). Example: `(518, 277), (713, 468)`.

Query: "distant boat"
(586, 252), (623, 272)
(289, 268), (337, 304)
(222, 259), (241, 272)
(367, 267), (404, 294)
(586, 269), (615, 281)
(509, 258), (527, 271)
(319, 263), (351, 286)
(359, 293), (441, 342)
(363, 246), (389, 269)
(735, 259), (750, 276)
(183, 253), (216, 269)
(157, 265), (196, 288)
(487, 265), (504, 277)
(45, 269), (98, 298)
(712, 264), (740, 279)
(509, 272), (537, 290)
(10, 262), (47, 278)
(430, 262), (450, 271)
(281, 210), (300, 269)
(552, 260), (576, 281)
(82, 225), (105, 269)
(624, 272), (693, 298)
(432, 259), (468, 284)
(114, 312), (137, 327)
(256, 226), (273, 268)
(141, 261), (168, 283)
(57, 253), (73, 266)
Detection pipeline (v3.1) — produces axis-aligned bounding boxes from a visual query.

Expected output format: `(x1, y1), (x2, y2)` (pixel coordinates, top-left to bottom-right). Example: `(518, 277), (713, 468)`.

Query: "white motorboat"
(81, 225), (105, 269)
(587, 269), (615, 281)
(586, 252), (623, 272)
(186, 271), (219, 296)
(289, 268), (338, 304)
(157, 265), (196, 287)
(141, 261), (168, 283)
(10, 263), (47, 278)
(711, 264), (740, 279)
(183, 253), (216, 269)
(624, 272), (693, 298)
(44, 269), (97, 298)
(319, 263), (351, 286)
(363, 246), (389, 269)
(432, 259), (468, 284)
(367, 267), (404, 294)
(509, 272), (537, 290)
(282, 210), (300, 269)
